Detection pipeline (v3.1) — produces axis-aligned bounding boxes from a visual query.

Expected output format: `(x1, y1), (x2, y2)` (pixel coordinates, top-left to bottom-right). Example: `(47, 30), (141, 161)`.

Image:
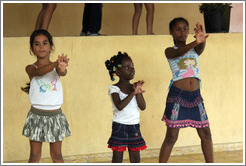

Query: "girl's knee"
(129, 150), (140, 163)
(135, 9), (142, 15)
(129, 155), (140, 163)
(50, 151), (63, 161)
(130, 157), (140, 163)
(198, 128), (212, 141)
(29, 152), (41, 162)
(165, 132), (179, 144)
(112, 151), (123, 163)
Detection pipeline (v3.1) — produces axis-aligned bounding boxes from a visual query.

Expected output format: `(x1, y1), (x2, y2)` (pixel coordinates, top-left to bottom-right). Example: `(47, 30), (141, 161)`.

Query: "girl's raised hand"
(194, 22), (202, 34)
(194, 23), (209, 44)
(133, 80), (146, 94)
(57, 54), (69, 75)
(62, 54), (70, 65)
(58, 54), (69, 66)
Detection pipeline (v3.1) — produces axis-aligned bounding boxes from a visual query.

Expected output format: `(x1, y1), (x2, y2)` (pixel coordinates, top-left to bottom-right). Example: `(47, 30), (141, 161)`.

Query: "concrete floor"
(144, 150), (243, 163)
(6, 150), (243, 163)
(98, 150), (243, 163)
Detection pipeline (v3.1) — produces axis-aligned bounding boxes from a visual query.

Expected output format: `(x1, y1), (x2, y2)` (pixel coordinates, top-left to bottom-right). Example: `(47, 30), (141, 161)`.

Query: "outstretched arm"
(25, 62), (57, 80)
(165, 41), (199, 59)
(165, 22), (209, 59)
(194, 22), (209, 55)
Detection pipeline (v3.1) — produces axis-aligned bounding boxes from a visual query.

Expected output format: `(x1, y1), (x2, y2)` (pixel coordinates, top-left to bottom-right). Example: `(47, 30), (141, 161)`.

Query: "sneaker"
(87, 32), (101, 36)
(80, 32), (87, 36)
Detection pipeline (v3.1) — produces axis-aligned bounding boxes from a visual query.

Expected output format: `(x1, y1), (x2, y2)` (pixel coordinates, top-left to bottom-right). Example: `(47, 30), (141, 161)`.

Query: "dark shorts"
(107, 122), (147, 152)
(162, 85), (210, 128)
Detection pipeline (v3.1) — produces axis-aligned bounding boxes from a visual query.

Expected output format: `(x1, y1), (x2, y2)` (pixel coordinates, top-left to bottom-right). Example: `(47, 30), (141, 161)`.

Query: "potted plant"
(199, 3), (232, 33)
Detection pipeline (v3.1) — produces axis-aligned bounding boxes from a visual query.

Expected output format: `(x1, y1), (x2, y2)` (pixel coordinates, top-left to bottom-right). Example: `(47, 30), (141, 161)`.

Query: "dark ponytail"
(21, 82), (30, 94)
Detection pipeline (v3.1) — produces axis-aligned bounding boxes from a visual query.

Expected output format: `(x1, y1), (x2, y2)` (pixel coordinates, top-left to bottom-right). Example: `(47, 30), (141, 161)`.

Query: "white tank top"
(29, 67), (63, 110)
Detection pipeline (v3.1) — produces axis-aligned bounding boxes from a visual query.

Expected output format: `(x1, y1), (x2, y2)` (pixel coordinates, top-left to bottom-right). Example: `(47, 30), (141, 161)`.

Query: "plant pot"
(203, 8), (231, 33)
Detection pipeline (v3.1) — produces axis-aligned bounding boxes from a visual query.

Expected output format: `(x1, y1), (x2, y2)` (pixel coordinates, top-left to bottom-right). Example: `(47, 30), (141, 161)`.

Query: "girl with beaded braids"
(105, 51), (147, 163)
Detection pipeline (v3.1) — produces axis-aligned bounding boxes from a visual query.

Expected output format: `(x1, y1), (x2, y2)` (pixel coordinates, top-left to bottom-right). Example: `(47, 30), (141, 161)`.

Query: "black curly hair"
(105, 51), (131, 81)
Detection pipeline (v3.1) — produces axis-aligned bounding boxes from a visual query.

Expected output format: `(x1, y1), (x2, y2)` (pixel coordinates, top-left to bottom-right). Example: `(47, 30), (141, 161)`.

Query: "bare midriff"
(173, 77), (199, 91)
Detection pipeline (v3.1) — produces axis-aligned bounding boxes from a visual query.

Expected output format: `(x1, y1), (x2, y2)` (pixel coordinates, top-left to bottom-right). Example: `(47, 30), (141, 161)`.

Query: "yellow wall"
(3, 33), (243, 162)
(3, 3), (205, 37)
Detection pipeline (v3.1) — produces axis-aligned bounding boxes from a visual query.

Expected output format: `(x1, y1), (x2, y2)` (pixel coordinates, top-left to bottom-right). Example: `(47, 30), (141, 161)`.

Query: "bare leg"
(128, 149), (140, 163)
(112, 150), (124, 163)
(35, 3), (57, 30)
(196, 127), (214, 163)
(50, 141), (64, 163)
(28, 140), (42, 163)
(40, 3), (56, 30)
(132, 3), (143, 35)
(159, 127), (179, 163)
(35, 4), (47, 30)
(144, 3), (154, 35)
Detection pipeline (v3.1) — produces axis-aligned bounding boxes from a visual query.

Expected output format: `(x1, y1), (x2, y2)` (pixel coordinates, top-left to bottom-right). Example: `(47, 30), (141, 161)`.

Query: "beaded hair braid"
(105, 51), (130, 81)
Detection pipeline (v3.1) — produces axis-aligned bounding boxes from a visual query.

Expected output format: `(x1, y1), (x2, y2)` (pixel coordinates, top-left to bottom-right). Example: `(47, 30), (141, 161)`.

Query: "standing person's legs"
(88, 3), (102, 34)
(132, 3), (143, 35)
(196, 127), (214, 163)
(81, 3), (91, 35)
(50, 141), (64, 163)
(41, 3), (56, 30)
(35, 3), (47, 30)
(144, 3), (154, 34)
(112, 151), (124, 163)
(128, 150), (140, 163)
(29, 140), (42, 163)
(35, 3), (56, 30)
(159, 127), (180, 163)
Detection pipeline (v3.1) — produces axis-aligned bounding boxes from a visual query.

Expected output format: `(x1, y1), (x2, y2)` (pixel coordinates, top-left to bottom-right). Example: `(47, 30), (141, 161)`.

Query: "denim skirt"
(22, 106), (72, 142)
(162, 85), (209, 128)
(107, 122), (147, 152)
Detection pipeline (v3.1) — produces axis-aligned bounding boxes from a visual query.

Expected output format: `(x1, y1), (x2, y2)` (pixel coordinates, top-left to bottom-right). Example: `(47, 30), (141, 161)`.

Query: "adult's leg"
(144, 3), (154, 34)
(128, 150), (140, 163)
(159, 127), (180, 163)
(88, 3), (102, 33)
(82, 3), (91, 33)
(112, 150), (124, 163)
(35, 4), (47, 30)
(39, 3), (57, 30)
(50, 141), (64, 163)
(28, 140), (42, 163)
(196, 127), (214, 163)
(132, 3), (143, 35)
